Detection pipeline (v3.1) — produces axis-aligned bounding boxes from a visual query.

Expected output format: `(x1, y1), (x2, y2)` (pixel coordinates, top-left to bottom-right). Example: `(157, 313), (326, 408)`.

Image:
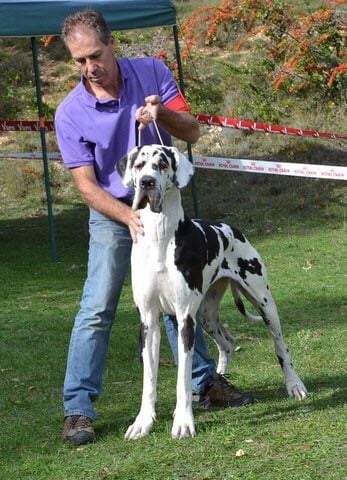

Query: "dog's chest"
(131, 238), (181, 315)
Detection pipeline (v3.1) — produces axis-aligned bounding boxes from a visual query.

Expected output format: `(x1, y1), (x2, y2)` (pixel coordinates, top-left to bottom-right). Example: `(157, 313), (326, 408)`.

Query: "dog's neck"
(140, 188), (184, 242)
(136, 188), (184, 272)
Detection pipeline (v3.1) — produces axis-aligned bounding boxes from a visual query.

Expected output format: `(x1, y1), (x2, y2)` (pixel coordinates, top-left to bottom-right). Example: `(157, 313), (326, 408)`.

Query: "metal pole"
(173, 25), (200, 218)
(31, 37), (58, 262)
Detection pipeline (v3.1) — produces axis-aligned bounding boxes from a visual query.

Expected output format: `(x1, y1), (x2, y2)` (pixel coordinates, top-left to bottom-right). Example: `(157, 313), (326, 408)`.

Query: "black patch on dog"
(216, 227), (229, 250)
(221, 258), (229, 270)
(237, 257), (262, 280)
(194, 220), (220, 263)
(162, 146), (177, 170)
(159, 152), (170, 168)
(150, 152), (170, 172)
(232, 227), (246, 243)
(138, 322), (148, 362)
(116, 148), (140, 177)
(181, 315), (195, 352)
(211, 267), (219, 284)
(235, 296), (246, 316)
(259, 307), (270, 325)
(174, 217), (220, 293)
(277, 355), (284, 369)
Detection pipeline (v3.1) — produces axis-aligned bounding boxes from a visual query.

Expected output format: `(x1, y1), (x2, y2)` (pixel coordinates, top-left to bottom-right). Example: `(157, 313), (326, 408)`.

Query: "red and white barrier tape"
(0, 152), (61, 160)
(194, 156), (346, 180)
(0, 120), (55, 131)
(1, 117), (347, 140)
(195, 114), (347, 141)
(1, 152), (345, 180)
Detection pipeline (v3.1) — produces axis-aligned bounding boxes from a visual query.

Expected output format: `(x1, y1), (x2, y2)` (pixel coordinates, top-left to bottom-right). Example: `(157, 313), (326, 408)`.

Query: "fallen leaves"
(235, 448), (247, 457)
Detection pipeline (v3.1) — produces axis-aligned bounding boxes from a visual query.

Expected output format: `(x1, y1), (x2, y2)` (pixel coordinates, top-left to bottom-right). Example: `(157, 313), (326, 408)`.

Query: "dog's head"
(116, 145), (194, 213)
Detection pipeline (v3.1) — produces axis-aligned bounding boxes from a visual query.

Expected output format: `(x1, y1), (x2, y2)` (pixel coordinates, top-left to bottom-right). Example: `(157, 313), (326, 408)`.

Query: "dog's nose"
(140, 176), (156, 190)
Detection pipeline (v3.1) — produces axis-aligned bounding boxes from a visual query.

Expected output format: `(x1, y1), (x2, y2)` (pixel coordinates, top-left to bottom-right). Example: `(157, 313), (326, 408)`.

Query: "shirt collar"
(80, 59), (128, 109)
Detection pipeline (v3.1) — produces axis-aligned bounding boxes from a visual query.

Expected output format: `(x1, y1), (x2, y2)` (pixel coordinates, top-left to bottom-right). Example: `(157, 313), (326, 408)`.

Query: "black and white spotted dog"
(117, 145), (307, 440)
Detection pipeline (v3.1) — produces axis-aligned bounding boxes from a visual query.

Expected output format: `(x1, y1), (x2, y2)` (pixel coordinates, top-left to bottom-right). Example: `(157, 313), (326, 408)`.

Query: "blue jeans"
(63, 208), (216, 420)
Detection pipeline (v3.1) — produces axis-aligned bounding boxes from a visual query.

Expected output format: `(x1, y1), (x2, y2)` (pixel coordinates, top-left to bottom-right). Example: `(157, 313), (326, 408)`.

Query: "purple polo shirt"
(55, 57), (179, 201)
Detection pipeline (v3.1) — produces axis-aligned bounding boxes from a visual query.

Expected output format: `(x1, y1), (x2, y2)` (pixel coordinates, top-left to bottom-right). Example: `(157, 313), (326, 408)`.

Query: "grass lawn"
(0, 171), (346, 479)
(0, 0), (346, 476)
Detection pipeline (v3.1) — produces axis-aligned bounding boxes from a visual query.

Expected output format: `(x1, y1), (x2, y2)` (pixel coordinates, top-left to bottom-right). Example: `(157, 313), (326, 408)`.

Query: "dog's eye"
(134, 161), (145, 170)
(159, 160), (169, 171)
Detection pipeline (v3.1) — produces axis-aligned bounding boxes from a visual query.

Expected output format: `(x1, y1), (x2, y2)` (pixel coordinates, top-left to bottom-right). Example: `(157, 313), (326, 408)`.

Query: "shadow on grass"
(194, 372), (346, 435)
(236, 377), (347, 429)
(250, 373), (347, 406)
(0, 204), (89, 265)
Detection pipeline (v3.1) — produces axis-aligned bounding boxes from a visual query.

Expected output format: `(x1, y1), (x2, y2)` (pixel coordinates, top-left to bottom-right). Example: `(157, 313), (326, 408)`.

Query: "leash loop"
(137, 119), (164, 147)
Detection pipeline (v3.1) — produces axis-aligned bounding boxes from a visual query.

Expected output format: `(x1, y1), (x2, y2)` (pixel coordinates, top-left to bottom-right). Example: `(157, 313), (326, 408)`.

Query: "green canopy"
(0, 0), (177, 37)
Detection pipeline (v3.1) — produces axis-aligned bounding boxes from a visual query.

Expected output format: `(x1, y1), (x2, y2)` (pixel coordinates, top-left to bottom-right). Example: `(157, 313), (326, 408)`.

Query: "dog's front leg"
(125, 312), (160, 440)
(172, 313), (196, 439)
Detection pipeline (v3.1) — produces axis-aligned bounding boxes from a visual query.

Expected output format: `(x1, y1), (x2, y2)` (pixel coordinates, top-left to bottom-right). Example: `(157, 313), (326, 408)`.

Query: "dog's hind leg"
(238, 275), (308, 400)
(199, 279), (236, 375)
(259, 295), (307, 399)
(125, 310), (161, 440)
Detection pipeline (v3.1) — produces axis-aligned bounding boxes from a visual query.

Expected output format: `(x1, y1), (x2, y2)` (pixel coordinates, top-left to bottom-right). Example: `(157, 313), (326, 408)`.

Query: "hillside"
(0, 0), (346, 234)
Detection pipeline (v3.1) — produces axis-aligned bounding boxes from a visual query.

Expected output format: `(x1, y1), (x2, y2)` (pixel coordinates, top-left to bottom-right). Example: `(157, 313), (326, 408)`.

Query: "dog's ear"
(168, 147), (195, 189)
(115, 147), (140, 187)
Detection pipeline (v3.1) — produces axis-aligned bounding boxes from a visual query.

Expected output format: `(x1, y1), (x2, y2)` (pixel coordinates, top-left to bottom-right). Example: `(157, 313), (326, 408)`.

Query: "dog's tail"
(230, 285), (262, 322)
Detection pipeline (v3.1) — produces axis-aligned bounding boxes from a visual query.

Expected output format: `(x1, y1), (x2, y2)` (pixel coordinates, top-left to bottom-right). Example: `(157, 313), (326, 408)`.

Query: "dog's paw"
(124, 414), (155, 440)
(287, 379), (308, 400)
(171, 411), (195, 439)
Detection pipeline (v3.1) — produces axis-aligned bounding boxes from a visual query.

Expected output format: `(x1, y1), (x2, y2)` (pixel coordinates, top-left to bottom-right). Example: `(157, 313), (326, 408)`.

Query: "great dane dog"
(116, 145), (307, 440)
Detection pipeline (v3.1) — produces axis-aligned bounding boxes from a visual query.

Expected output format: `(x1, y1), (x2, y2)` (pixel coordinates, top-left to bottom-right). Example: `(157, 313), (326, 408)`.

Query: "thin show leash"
(137, 116), (164, 147)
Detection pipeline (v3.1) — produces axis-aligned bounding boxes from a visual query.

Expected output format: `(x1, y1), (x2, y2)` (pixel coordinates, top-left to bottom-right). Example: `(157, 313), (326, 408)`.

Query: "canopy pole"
(31, 37), (58, 262)
(173, 25), (200, 218)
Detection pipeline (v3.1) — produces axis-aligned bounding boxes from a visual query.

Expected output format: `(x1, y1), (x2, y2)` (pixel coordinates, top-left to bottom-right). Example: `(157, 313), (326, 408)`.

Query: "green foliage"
(0, 159), (80, 213)
(179, 0), (347, 121)
(0, 46), (35, 119)
(113, 30), (131, 44)
(184, 61), (227, 115)
(41, 36), (70, 61)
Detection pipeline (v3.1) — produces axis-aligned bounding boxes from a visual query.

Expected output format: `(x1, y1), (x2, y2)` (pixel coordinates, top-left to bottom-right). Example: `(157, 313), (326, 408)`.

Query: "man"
(55, 8), (253, 446)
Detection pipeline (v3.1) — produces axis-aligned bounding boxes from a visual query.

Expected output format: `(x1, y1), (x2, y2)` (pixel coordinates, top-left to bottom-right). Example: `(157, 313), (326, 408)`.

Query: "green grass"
(0, 174), (346, 479)
(0, 2), (346, 475)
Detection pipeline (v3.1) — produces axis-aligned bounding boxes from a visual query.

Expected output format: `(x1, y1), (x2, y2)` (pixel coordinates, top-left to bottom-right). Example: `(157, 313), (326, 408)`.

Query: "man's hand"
(135, 94), (200, 144)
(136, 95), (161, 131)
(70, 165), (144, 242)
(126, 208), (144, 243)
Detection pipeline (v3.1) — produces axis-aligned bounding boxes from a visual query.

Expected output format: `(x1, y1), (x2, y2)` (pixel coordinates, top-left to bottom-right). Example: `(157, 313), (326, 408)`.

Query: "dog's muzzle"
(140, 176), (156, 191)
(134, 175), (162, 213)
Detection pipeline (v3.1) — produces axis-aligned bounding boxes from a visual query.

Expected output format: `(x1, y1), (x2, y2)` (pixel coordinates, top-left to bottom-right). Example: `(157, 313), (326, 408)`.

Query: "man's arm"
(157, 107), (200, 144)
(136, 95), (200, 144)
(70, 165), (143, 242)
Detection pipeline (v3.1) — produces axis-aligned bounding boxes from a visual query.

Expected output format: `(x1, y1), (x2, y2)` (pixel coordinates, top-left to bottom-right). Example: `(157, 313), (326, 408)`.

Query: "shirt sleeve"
(152, 58), (190, 112)
(165, 90), (190, 112)
(55, 105), (95, 169)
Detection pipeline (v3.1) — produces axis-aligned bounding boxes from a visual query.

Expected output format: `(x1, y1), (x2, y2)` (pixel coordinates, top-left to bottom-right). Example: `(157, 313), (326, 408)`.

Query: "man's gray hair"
(61, 8), (112, 46)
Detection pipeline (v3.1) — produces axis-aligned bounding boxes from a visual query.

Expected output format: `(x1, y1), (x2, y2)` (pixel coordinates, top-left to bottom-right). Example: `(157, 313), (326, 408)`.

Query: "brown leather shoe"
(194, 373), (254, 408)
(62, 415), (96, 445)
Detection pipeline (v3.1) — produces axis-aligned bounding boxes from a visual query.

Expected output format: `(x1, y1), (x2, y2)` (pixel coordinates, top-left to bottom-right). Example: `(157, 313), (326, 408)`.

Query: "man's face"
(66, 26), (116, 89)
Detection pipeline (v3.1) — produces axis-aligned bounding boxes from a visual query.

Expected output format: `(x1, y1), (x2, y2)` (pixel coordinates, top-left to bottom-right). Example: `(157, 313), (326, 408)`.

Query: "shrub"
(0, 48), (35, 119)
(179, 0), (346, 119)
